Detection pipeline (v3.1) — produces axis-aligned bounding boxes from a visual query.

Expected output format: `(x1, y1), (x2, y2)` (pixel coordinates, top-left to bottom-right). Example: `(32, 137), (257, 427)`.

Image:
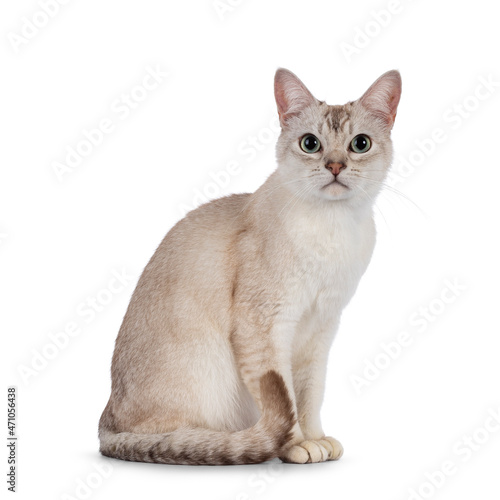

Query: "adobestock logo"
(51, 65), (168, 183)
(177, 116), (280, 216)
(17, 268), (134, 385)
(406, 405), (500, 500)
(212, 0), (245, 21)
(350, 277), (466, 394)
(340, 0), (416, 63)
(8, 0), (72, 54)
(231, 461), (284, 500)
(60, 462), (113, 500)
(388, 74), (499, 187)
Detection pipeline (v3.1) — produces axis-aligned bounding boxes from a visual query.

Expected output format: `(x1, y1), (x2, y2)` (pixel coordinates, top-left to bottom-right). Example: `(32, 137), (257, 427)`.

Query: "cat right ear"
(274, 68), (317, 127)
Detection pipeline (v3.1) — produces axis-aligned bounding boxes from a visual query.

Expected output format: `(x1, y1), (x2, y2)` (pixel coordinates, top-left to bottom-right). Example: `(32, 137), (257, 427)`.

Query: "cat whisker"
(273, 182), (317, 241)
(354, 183), (390, 228)
(263, 181), (316, 239)
(349, 174), (426, 217)
(235, 175), (313, 218)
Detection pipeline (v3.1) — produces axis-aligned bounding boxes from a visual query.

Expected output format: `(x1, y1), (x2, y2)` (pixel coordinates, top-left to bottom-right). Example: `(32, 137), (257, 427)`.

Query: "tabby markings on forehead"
(322, 105), (351, 134)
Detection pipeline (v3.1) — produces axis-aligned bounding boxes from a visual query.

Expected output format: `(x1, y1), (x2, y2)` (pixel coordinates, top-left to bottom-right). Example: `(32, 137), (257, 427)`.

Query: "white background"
(2, 1), (500, 499)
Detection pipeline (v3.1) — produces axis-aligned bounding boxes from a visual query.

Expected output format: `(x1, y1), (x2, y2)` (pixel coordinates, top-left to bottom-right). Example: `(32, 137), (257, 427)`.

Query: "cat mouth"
(322, 179), (349, 189)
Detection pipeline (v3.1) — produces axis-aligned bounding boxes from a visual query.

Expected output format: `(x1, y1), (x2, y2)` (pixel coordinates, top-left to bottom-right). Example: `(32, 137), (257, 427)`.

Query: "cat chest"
(287, 229), (374, 311)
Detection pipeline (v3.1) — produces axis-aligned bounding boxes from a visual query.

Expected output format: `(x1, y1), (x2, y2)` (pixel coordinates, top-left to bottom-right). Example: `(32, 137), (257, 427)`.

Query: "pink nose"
(325, 162), (346, 176)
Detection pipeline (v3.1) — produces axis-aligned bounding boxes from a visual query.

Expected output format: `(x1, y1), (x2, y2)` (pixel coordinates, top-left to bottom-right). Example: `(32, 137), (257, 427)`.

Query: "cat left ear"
(359, 70), (402, 129)
(274, 68), (317, 127)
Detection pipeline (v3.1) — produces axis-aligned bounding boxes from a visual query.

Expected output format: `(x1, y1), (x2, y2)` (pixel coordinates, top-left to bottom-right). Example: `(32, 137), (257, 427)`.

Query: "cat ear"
(359, 70), (402, 128)
(274, 68), (317, 126)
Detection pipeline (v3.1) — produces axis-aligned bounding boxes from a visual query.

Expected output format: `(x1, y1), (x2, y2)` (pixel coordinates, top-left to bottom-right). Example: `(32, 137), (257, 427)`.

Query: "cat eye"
(300, 134), (321, 154)
(350, 134), (371, 154)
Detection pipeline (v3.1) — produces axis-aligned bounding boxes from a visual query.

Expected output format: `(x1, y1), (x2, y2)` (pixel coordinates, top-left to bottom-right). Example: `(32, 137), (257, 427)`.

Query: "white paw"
(280, 440), (330, 464)
(317, 436), (343, 460)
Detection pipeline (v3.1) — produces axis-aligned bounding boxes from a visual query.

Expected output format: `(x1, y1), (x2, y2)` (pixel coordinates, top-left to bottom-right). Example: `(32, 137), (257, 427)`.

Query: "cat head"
(274, 68), (401, 207)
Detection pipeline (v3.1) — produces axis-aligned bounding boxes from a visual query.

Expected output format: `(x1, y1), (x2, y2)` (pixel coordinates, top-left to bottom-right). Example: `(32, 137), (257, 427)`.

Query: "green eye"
(300, 134), (321, 154)
(350, 134), (371, 153)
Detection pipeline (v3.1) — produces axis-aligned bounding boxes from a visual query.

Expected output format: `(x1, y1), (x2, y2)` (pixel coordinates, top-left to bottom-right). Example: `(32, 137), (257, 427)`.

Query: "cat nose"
(325, 162), (346, 176)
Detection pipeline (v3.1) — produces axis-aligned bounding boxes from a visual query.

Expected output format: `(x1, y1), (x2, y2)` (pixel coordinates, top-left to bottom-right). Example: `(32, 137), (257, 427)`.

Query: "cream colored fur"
(99, 68), (402, 465)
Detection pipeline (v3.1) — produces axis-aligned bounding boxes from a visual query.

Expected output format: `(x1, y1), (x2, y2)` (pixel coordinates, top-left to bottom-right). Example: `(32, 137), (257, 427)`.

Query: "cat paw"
(280, 440), (331, 464)
(317, 436), (343, 460)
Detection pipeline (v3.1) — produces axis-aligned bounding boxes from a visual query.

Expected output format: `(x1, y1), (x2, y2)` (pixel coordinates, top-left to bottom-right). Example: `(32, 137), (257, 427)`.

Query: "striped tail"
(99, 370), (295, 465)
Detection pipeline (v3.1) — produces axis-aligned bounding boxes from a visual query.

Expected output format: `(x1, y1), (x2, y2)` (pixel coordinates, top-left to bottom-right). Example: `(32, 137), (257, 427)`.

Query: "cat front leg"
(291, 322), (344, 461)
(231, 314), (331, 464)
(230, 316), (309, 458)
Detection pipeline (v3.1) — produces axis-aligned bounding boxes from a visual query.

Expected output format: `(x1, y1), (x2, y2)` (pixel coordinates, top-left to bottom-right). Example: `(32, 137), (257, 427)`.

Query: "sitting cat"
(99, 67), (402, 464)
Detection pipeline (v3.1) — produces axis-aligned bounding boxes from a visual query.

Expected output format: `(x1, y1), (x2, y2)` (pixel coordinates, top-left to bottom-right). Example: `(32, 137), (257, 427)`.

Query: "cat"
(99, 68), (402, 465)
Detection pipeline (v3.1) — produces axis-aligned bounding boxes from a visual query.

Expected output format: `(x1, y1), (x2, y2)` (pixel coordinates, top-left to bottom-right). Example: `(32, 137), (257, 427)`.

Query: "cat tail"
(99, 370), (296, 465)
